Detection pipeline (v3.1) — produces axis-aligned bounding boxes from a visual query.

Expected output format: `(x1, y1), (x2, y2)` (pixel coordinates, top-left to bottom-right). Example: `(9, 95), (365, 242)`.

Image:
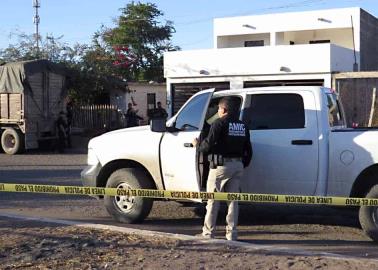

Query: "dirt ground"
(1, 149), (378, 269)
(1, 217), (378, 270)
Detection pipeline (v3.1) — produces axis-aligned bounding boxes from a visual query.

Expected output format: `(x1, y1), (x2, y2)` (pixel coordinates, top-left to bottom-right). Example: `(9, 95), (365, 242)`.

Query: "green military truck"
(0, 60), (67, 154)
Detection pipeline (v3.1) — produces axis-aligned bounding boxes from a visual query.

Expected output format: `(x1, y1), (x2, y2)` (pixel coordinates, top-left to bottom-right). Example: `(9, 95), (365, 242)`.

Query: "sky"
(0, 0), (377, 51)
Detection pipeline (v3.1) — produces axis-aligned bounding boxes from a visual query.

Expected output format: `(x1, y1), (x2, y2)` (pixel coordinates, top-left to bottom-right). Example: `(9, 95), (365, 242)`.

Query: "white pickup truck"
(81, 86), (378, 241)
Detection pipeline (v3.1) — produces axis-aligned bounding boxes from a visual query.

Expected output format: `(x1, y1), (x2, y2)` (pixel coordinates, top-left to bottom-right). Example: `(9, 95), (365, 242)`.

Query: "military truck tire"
(104, 168), (154, 224)
(359, 184), (378, 242)
(1, 128), (24, 155)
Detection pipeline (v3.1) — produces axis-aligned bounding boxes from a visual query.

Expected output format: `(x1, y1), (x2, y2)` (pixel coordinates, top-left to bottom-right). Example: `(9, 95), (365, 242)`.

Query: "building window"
(147, 93), (156, 110)
(309, 40), (330, 44)
(244, 40), (264, 47)
(242, 94), (305, 130)
(147, 93), (156, 119)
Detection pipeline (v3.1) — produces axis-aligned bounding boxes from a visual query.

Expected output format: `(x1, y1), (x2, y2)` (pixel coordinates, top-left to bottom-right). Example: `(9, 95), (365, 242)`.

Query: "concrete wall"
(163, 7), (378, 117)
(217, 28), (356, 49)
(126, 83), (167, 125)
(217, 33), (270, 48)
(214, 7), (361, 49)
(360, 9), (378, 71)
(331, 45), (360, 72)
(282, 28), (354, 48)
(164, 44), (355, 78)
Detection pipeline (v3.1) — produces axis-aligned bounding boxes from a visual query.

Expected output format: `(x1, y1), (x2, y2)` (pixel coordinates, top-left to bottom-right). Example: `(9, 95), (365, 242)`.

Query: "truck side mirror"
(150, 118), (167, 132)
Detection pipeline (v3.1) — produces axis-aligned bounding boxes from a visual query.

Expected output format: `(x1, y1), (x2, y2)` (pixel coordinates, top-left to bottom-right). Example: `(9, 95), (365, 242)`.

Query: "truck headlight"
(87, 147), (99, 165)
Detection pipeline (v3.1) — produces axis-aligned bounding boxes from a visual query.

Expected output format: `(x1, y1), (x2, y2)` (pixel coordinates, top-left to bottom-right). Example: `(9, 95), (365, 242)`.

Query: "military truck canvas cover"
(0, 59), (68, 154)
(0, 59), (66, 94)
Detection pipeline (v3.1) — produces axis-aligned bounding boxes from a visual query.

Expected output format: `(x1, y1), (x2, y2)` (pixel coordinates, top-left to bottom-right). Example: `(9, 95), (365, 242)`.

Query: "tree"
(0, 2), (179, 103)
(0, 31), (87, 64)
(67, 41), (128, 104)
(103, 1), (179, 82)
(0, 32), (118, 103)
(0, 32), (106, 104)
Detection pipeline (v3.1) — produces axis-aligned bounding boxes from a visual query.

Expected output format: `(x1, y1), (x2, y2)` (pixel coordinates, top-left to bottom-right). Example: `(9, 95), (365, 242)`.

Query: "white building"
(164, 7), (378, 114)
(109, 82), (166, 125)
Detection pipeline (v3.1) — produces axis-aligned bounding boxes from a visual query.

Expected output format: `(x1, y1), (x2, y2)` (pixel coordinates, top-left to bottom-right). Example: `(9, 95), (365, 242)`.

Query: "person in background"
(66, 100), (73, 148)
(125, 102), (143, 127)
(148, 101), (168, 123)
(56, 111), (68, 153)
(153, 101), (168, 119)
(192, 97), (252, 241)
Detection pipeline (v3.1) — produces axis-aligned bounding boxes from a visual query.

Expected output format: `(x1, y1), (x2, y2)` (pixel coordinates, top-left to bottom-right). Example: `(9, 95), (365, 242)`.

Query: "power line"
(172, 0), (328, 26)
(27, 0), (328, 48)
(2, 0), (369, 51)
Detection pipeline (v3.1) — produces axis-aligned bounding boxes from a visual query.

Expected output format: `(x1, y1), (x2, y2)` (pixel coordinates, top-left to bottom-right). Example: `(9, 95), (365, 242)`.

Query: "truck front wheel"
(1, 128), (24, 155)
(104, 168), (154, 223)
(359, 184), (378, 242)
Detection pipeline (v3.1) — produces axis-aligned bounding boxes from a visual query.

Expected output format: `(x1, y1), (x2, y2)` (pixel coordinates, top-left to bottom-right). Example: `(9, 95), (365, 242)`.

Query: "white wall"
(217, 33), (270, 48)
(163, 7), (368, 114)
(282, 28), (355, 49)
(275, 32), (285, 45)
(214, 8), (360, 41)
(126, 83), (167, 124)
(109, 83), (167, 125)
(330, 45), (360, 72)
(217, 28), (355, 49)
(164, 44), (355, 78)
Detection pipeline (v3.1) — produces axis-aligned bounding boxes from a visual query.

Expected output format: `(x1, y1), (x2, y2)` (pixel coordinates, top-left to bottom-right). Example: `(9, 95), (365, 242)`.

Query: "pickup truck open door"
(160, 89), (215, 193)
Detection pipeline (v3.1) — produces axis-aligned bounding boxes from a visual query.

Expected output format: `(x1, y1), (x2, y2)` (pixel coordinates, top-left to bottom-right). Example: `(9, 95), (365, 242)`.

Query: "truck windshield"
(326, 93), (344, 127)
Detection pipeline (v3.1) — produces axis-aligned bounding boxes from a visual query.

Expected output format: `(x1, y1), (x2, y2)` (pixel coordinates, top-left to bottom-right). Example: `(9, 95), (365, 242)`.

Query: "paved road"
(0, 151), (377, 259)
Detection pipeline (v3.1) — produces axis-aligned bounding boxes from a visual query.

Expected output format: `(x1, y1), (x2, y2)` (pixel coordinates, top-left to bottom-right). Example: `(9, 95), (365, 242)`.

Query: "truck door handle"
(184, 143), (194, 147)
(291, 140), (313, 145)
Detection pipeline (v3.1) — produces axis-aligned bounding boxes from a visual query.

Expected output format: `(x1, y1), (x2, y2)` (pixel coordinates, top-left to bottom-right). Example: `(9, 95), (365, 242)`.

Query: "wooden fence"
(333, 72), (378, 127)
(72, 104), (126, 131)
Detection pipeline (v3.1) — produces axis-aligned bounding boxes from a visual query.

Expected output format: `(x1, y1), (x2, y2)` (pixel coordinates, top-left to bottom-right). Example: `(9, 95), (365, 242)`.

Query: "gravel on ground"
(1, 217), (378, 270)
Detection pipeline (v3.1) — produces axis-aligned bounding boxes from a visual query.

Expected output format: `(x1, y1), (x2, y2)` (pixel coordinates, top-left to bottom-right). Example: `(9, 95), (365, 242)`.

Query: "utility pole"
(33, 0), (41, 56)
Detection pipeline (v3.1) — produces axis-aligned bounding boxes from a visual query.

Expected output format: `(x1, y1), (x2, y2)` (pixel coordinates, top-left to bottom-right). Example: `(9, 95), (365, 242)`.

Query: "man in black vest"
(125, 103), (143, 127)
(149, 101), (168, 122)
(153, 101), (168, 119)
(193, 97), (252, 241)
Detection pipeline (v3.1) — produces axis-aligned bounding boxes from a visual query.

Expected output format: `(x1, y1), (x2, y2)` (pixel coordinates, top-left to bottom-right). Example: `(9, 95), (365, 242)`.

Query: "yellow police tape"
(0, 182), (378, 207)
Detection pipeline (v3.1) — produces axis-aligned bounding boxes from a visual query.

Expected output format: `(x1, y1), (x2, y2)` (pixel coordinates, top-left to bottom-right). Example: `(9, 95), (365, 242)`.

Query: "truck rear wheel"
(1, 128), (24, 155)
(104, 168), (154, 223)
(359, 184), (378, 242)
